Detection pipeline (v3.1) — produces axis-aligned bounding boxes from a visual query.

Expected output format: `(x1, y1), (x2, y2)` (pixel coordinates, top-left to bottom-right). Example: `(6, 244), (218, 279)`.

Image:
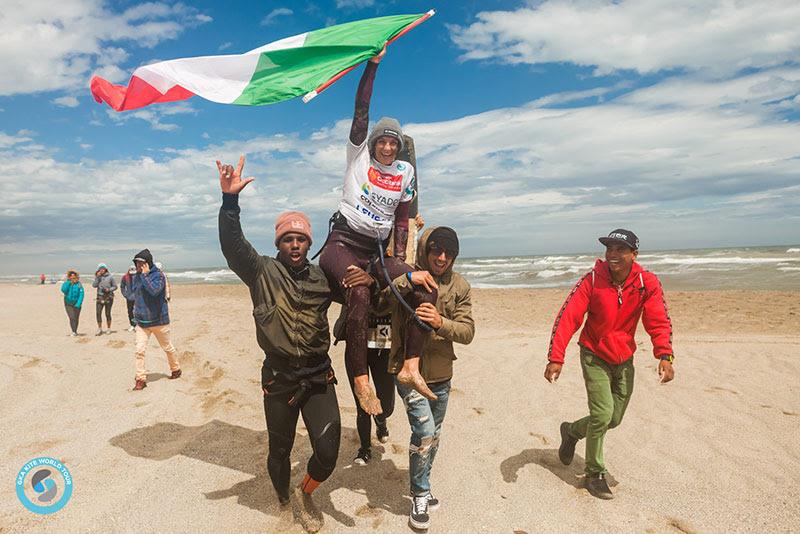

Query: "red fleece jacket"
(547, 259), (673, 365)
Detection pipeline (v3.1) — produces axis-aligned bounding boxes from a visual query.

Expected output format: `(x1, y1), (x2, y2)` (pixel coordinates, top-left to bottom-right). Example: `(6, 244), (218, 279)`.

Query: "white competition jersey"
(338, 139), (416, 240)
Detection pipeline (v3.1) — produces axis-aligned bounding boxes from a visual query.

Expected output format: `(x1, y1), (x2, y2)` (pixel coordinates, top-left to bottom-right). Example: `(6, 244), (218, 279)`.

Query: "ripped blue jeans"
(396, 378), (451, 496)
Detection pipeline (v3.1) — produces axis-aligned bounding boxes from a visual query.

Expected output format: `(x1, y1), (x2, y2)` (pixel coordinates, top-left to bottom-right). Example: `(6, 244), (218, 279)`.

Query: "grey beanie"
(367, 117), (405, 157)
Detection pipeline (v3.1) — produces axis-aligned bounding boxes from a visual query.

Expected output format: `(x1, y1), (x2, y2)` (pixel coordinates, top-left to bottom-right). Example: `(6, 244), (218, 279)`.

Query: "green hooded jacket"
(219, 200), (331, 367)
(385, 228), (475, 383)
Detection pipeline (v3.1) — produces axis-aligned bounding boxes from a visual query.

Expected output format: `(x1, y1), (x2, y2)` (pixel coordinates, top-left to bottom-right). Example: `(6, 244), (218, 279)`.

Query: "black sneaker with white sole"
(409, 494), (430, 530)
(425, 493), (439, 511)
(376, 421), (389, 443)
(353, 447), (372, 466)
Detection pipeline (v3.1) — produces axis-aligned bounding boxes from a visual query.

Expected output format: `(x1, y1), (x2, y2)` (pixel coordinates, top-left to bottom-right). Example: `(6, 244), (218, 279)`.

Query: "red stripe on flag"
(90, 75), (194, 112)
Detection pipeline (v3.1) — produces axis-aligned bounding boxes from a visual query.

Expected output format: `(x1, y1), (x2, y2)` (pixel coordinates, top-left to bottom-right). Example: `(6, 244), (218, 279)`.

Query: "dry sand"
(1, 284), (799, 533)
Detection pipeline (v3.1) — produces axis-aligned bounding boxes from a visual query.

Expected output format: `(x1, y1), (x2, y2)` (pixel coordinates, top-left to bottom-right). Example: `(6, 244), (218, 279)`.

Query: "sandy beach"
(1, 283), (799, 533)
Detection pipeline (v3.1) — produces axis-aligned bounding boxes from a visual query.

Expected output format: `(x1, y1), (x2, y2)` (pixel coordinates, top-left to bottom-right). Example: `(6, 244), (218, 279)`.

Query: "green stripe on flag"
(234, 14), (423, 106)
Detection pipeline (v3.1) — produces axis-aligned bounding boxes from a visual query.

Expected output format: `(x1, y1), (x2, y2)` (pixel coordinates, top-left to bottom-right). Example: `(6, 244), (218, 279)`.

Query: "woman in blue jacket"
(61, 270), (84, 336)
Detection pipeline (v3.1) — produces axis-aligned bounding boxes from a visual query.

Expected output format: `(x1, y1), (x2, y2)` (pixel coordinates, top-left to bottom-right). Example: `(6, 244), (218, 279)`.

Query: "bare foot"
(354, 377), (383, 415)
(397, 367), (437, 400)
(292, 485), (323, 533)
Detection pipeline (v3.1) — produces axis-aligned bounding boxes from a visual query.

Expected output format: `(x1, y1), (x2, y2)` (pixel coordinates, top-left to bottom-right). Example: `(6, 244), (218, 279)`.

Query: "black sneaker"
(425, 493), (440, 511)
(376, 421), (389, 443)
(354, 447), (372, 466)
(409, 494), (430, 530)
(558, 421), (578, 465)
(585, 473), (614, 500)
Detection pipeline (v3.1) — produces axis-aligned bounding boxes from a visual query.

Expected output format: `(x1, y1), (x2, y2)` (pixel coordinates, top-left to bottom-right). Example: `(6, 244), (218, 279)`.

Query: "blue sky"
(1, 0), (799, 274)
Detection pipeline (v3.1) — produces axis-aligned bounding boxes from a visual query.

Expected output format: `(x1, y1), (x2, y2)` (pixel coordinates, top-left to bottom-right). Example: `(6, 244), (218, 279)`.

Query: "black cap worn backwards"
(599, 229), (639, 250)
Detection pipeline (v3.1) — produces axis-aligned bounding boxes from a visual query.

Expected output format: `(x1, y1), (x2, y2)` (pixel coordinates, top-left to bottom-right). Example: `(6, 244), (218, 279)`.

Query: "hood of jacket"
(415, 227), (455, 284)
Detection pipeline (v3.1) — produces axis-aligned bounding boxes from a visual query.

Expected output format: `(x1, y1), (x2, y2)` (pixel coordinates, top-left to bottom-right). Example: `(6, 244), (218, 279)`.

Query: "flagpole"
(302, 9), (436, 103)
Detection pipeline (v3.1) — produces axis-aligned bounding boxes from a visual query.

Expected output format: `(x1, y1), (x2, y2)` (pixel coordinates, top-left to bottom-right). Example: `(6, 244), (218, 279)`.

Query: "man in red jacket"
(544, 228), (675, 499)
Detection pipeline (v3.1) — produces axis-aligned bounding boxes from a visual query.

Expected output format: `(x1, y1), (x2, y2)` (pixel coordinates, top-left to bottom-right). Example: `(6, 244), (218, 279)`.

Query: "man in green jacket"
(217, 155), (372, 533)
(385, 227), (475, 531)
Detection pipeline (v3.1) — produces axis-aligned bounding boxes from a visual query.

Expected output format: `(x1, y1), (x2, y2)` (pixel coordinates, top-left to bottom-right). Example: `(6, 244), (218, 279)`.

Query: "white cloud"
(52, 96), (80, 108)
(2, 64), (800, 271)
(336, 0), (374, 8)
(0, 0), (212, 96)
(260, 7), (293, 26)
(218, 42), (233, 51)
(450, 0), (800, 75)
(104, 101), (197, 131)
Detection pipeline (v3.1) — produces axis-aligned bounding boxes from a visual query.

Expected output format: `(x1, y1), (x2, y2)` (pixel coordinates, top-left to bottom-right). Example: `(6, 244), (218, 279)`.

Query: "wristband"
(406, 272), (413, 284)
(659, 354), (674, 363)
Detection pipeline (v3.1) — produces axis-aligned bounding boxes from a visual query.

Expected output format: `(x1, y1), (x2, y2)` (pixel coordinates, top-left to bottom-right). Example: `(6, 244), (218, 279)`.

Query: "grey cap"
(367, 117), (405, 157)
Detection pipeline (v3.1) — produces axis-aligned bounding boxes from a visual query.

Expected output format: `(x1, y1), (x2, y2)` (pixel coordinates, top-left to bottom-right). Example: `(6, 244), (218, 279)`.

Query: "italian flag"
(91, 11), (434, 112)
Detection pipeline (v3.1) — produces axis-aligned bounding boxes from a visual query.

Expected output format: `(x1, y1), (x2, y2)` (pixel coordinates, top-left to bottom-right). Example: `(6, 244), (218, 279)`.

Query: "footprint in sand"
(77, 337), (90, 344)
(391, 443), (405, 454)
(782, 410), (799, 416)
(355, 504), (384, 529)
(472, 407), (485, 415)
(666, 517), (697, 534)
(107, 340), (126, 349)
(704, 386), (739, 395)
(529, 432), (550, 445)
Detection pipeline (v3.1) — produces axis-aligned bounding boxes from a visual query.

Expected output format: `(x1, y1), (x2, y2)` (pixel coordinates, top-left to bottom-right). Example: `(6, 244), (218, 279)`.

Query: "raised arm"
(349, 47), (385, 146)
(217, 156), (260, 287)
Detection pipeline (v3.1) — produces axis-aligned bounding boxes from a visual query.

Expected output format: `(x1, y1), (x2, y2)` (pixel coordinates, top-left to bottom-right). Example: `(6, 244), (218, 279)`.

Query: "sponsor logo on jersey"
(396, 162), (406, 171)
(368, 167), (402, 192)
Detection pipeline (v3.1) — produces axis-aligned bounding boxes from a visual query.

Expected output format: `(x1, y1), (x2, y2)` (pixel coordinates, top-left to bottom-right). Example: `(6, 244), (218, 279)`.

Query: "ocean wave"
(787, 248), (800, 253)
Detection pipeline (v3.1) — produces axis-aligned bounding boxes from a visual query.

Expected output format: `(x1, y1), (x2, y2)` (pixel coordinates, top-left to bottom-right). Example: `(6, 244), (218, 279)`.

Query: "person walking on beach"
(40, 273), (46, 285)
(61, 269), (84, 336)
(318, 45), (437, 412)
(92, 263), (117, 335)
(545, 229), (675, 500)
(120, 265), (137, 332)
(217, 155), (374, 533)
(385, 227), (474, 530)
(131, 249), (181, 391)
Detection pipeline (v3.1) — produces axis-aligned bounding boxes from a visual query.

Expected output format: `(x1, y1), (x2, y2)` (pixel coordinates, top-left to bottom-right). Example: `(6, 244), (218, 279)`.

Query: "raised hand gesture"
(217, 154), (255, 195)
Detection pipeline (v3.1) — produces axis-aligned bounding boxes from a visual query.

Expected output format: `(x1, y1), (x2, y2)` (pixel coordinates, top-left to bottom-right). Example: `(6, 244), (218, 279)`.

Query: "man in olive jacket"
(384, 226), (474, 531)
(217, 155), (372, 533)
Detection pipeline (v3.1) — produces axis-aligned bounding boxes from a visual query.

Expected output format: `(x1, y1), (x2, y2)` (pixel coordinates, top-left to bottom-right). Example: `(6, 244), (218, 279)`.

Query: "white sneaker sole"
(409, 516), (430, 530)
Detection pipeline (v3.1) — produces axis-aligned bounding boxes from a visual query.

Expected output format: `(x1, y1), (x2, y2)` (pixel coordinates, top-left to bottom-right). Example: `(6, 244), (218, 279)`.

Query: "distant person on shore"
(217, 155), (374, 532)
(131, 249), (181, 391)
(545, 229), (675, 500)
(92, 263), (117, 335)
(154, 262), (171, 302)
(385, 226), (474, 530)
(120, 265), (137, 332)
(40, 273), (46, 285)
(61, 269), (84, 336)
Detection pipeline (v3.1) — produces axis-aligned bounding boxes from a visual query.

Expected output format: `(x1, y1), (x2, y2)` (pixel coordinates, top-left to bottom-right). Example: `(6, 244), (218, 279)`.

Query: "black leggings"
(96, 298), (113, 325)
(64, 303), (81, 334)
(346, 348), (395, 450)
(319, 230), (437, 376)
(126, 299), (135, 326)
(262, 368), (341, 500)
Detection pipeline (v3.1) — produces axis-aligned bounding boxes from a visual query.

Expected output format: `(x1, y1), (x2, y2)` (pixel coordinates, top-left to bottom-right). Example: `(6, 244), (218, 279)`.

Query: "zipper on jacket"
(616, 284), (623, 307)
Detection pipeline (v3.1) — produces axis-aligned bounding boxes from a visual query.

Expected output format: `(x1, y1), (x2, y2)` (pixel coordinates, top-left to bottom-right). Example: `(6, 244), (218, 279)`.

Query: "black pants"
(125, 299), (135, 326)
(262, 365), (341, 500)
(64, 303), (81, 334)
(346, 348), (395, 450)
(96, 298), (113, 325)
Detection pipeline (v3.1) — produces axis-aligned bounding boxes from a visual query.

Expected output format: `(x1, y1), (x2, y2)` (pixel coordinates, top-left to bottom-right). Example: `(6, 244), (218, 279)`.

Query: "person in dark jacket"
(131, 249), (181, 391)
(216, 155), (373, 533)
(120, 265), (137, 331)
(545, 229), (675, 500)
(92, 262), (117, 335)
(61, 269), (84, 336)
